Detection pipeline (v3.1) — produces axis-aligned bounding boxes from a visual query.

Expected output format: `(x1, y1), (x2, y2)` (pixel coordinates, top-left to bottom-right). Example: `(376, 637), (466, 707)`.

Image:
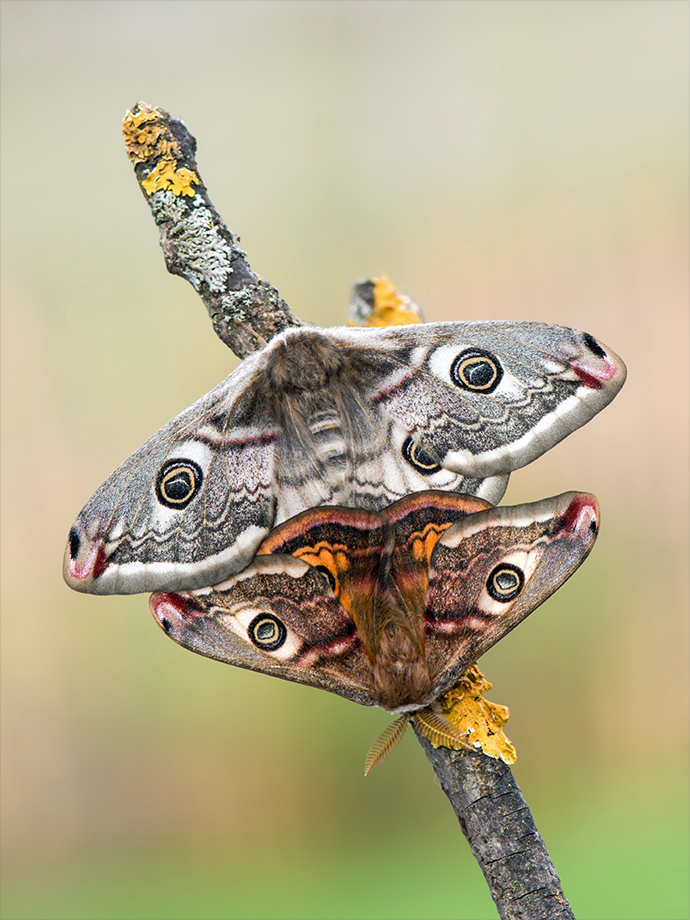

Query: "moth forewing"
(66, 322), (623, 596)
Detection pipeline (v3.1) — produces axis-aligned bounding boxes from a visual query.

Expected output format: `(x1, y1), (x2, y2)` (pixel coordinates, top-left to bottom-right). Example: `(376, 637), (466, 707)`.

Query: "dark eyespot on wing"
(450, 349), (503, 394)
(155, 459), (203, 509)
(247, 613), (288, 651)
(582, 333), (607, 359)
(486, 563), (524, 602)
(402, 437), (441, 474)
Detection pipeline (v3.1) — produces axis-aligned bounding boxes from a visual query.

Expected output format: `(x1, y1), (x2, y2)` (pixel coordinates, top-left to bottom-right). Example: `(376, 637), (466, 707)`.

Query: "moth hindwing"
(150, 490), (600, 713)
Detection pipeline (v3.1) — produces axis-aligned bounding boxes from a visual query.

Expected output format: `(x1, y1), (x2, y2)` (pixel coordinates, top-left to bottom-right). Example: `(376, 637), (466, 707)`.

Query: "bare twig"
(414, 729), (574, 920)
(121, 101), (574, 920)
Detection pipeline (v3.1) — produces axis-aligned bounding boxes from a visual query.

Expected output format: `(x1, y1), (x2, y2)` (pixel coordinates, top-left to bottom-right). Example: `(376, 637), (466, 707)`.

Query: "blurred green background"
(2, 2), (688, 918)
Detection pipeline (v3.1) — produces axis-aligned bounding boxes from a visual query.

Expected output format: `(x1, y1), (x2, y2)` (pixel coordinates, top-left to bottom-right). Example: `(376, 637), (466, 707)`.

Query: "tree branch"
(122, 102), (574, 920)
(122, 102), (301, 358)
(414, 729), (574, 920)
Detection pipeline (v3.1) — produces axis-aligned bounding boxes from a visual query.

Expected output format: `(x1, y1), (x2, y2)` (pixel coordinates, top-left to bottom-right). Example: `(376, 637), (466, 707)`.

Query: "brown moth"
(150, 490), (599, 713)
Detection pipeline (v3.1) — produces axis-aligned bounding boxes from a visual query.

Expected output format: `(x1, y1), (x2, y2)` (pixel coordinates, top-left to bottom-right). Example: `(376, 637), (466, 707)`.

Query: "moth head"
(263, 329), (345, 395)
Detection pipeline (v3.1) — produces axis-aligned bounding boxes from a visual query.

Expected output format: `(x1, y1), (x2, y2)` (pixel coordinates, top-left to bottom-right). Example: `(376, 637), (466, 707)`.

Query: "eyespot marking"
(155, 459), (203, 509)
(402, 437), (441, 474)
(487, 563), (524, 602)
(451, 349), (503, 393)
(248, 614), (287, 651)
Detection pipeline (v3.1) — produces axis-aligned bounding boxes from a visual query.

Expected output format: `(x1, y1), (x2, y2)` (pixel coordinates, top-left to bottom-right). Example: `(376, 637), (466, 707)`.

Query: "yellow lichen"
(365, 306), (421, 327)
(122, 108), (180, 165)
(435, 665), (517, 764)
(357, 274), (423, 327)
(140, 155), (199, 198)
(366, 664), (517, 774)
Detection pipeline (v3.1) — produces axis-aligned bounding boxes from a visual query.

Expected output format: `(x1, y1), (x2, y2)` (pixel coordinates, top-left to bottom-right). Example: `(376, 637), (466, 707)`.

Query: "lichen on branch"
(122, 102), (301, 358)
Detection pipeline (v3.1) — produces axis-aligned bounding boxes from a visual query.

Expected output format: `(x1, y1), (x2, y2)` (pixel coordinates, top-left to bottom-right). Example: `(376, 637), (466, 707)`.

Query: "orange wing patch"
(256, 507), (386, 640)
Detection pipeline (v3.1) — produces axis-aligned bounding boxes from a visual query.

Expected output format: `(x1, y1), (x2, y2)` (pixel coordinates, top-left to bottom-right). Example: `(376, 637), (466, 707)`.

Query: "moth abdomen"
(372, 625), (433, 712)
(307, 411), (348, 465)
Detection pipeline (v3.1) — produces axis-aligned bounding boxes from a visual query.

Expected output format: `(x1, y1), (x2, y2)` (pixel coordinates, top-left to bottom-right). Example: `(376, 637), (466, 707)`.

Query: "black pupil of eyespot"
(256, 620), (277, 641)
(495, 570), (518, 591)
(165, 471), (193, 500)
(583, 332), (607, 359)
(69, 529), (80, 559)
(161, 618), (172, 634)
(465, 360), (494, 388)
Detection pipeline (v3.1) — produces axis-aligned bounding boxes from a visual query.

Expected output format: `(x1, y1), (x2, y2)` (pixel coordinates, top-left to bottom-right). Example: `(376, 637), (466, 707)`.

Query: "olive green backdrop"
(2, 2), (688, 918)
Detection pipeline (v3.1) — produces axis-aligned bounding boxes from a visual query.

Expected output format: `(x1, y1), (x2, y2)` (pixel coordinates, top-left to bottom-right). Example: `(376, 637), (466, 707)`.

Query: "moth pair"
(64, 321), (625, 724)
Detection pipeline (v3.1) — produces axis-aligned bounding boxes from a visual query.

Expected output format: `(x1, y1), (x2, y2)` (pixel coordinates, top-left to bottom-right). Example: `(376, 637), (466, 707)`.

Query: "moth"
(64, 322), (624, 595)
(150, 490), (599, 714)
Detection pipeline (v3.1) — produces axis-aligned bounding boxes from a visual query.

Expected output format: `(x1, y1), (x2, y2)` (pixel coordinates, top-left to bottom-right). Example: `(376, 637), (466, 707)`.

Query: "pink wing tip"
(149, 592), (204, 628)
(571, 335), (622, 390)
(66, 535), (110, 582)
(557, 493), (600, 540)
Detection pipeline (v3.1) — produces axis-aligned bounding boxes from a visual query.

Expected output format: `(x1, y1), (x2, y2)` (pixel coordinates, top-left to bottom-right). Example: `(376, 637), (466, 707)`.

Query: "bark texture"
(122, 102), (301, 357)
(414, 729), (574, 920)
